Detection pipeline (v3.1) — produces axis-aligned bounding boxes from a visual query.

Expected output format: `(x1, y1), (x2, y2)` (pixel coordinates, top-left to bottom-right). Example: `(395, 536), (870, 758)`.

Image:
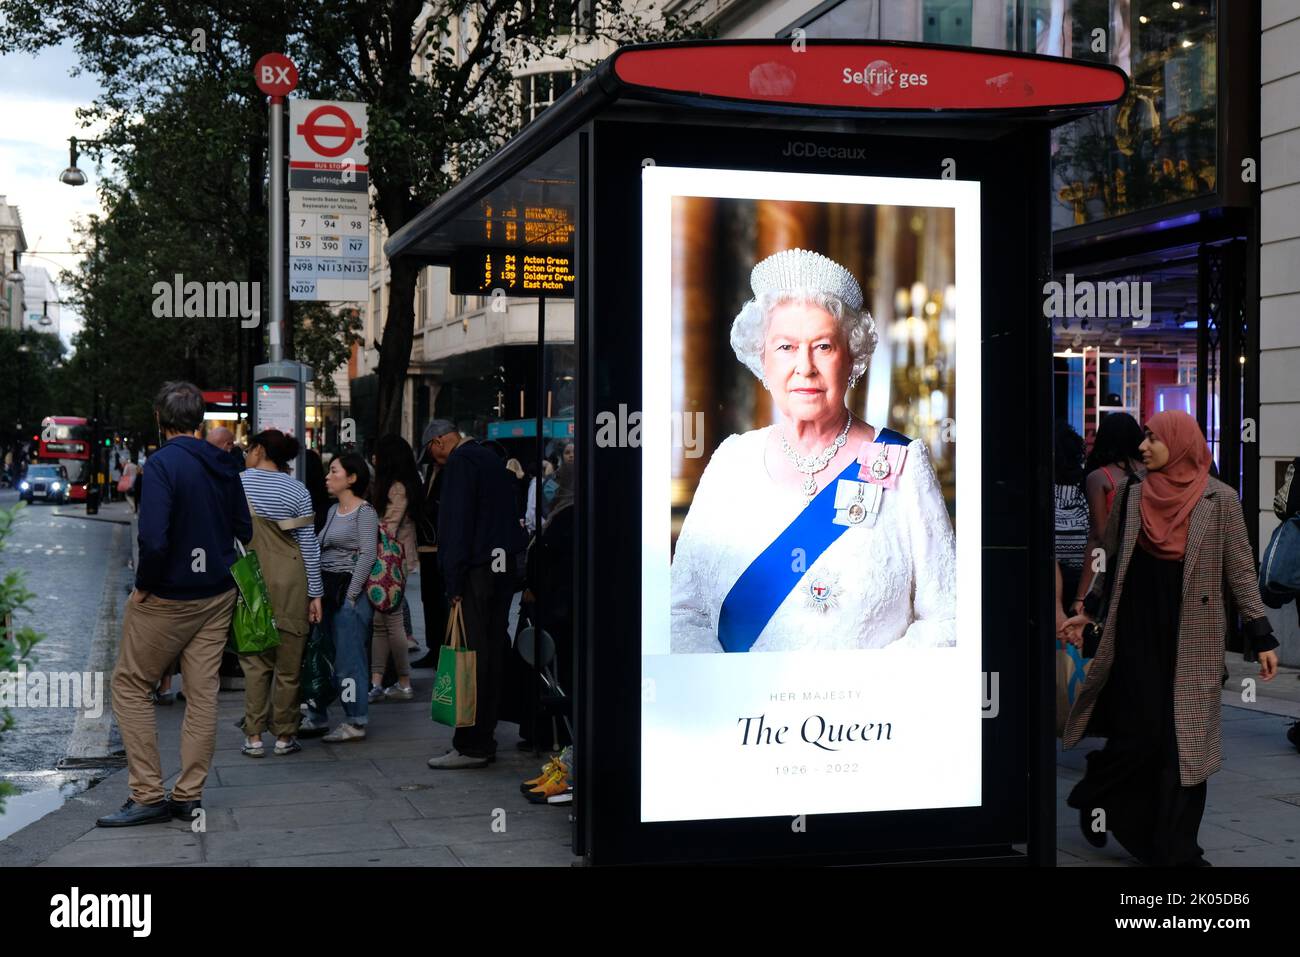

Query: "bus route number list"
(453, 249), (575, 297)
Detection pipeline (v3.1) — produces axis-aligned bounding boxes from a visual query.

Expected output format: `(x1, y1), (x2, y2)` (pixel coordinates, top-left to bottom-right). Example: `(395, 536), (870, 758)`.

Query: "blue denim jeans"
(308, 593), (373, 728)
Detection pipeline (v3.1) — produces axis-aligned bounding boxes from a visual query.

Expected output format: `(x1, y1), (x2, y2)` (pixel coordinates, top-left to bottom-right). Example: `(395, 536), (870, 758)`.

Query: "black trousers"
(452, 563), (514, 758)
(419, 550), (449, 649)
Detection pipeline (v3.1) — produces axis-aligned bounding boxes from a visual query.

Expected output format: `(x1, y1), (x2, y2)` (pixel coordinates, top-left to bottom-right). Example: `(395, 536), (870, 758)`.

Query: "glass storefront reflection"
(797, 0), (1220, 229)
(1050, 0), (1218, 228)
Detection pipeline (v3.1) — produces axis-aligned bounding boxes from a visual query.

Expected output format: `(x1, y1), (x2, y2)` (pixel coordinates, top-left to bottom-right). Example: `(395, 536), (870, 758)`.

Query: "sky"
(0, 37), (112, 350)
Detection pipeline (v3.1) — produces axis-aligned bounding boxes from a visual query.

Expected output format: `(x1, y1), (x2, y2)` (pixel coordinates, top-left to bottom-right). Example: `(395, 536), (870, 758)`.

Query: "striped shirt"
(319, 501), (379, 602)
(1054, 483), (1089, 570)
(240, 468), (324, 597)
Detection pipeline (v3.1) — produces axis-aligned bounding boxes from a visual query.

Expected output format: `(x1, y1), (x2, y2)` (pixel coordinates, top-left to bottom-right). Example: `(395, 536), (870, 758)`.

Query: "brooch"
(803, 572), (841, 613)
(857, 441), (908, 489)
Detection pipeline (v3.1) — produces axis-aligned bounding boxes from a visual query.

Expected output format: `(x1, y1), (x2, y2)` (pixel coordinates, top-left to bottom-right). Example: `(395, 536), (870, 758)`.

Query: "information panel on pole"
(288, 98), (370, 302)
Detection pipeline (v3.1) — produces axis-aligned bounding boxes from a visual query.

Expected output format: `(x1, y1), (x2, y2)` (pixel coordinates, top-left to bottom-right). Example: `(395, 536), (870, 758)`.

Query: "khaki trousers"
(240, 627), (308, 737)
(112, 589), (236, 803)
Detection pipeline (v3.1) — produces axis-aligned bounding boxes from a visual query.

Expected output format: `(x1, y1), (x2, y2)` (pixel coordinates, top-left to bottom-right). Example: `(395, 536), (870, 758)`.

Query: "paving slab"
(231, 797), (423, 831)
(40, 831), (203, 867)
(447, 836), (576, 867)
(213, 759), (384, 787)
(199, 780), (374, 809)
(249, 846), (462, 867)
(392, 808), (568, 848)
(202, 819), (408, 863)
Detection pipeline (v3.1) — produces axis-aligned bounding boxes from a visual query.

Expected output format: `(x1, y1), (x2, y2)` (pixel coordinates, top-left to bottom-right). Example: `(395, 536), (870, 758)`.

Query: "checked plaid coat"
(1062, 476), (1273, 786)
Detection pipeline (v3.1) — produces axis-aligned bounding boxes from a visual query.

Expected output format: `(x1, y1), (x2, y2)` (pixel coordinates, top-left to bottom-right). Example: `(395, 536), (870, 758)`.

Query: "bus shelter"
(387, 39), (1125, 866)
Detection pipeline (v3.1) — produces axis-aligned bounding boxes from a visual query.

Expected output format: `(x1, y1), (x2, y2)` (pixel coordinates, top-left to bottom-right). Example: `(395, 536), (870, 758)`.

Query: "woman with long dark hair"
(303, 449), (331, 533)
(368, 434), (422, 702)
(1061, 411), (1279, 865)
(305, 452), (378, 742)
(1070, 412), (1144, 615)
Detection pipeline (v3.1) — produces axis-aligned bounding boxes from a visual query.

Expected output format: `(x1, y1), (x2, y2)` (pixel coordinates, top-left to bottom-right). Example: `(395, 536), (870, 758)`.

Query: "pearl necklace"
(780, 414), (852, 500)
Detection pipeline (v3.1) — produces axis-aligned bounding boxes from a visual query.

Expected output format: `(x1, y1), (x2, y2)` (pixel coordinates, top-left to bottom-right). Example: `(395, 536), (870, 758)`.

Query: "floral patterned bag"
(366, 521), (406, 612)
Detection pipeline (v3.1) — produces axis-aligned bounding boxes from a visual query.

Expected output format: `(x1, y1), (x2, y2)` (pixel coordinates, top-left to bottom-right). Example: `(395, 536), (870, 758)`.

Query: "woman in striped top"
(238, 430), (323, 757)
(1054, 422), (1089, 616)
(305, 452), (379, 743)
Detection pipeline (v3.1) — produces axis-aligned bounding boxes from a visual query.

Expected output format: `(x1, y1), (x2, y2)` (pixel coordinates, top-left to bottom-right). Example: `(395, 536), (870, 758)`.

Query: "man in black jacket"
(423, 419), (527, 769)
(97, 381), (252, 827)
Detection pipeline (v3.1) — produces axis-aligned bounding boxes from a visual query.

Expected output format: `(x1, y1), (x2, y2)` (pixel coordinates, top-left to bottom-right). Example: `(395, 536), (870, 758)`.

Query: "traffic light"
(103, 438), (111, 447)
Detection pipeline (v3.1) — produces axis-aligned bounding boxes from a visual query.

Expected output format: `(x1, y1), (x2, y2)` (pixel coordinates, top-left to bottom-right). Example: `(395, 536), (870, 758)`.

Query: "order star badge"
(803, 572), (840, 613)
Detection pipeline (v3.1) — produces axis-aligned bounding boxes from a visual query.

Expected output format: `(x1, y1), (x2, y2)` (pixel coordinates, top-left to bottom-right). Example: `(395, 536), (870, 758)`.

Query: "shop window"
(415, 267), (428, 330)
(1051, 0), (1218, 229)
(923, 1), (973, 46)
(790, 1), (1220, 232)
(518, 70), (579, 125)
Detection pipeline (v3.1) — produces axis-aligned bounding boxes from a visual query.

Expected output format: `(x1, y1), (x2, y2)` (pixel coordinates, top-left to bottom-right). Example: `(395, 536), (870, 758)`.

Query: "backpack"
(367, 520), (406, 612)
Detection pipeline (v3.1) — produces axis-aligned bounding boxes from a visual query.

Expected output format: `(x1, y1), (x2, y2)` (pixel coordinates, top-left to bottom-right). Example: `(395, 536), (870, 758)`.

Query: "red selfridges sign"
(612, 42), (1127, 113)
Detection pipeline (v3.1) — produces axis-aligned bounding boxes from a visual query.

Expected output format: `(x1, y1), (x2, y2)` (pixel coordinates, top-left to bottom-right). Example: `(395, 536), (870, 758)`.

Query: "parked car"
(18, 464), (70, 505)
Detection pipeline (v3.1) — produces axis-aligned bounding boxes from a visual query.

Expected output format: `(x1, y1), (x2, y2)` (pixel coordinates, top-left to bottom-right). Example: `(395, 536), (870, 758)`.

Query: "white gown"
(669, 427), (957, 653)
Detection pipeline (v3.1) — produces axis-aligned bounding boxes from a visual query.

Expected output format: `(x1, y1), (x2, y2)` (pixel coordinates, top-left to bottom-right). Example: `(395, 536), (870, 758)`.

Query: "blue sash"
(715, 428), (911, 653)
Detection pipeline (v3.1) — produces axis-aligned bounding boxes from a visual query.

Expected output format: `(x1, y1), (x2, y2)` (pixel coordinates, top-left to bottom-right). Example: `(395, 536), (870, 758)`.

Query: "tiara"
(749, 248), (863, 312)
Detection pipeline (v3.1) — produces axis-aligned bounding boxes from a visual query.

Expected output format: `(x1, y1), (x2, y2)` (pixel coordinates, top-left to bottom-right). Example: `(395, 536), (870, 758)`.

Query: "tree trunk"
(376, 255), (418, 436)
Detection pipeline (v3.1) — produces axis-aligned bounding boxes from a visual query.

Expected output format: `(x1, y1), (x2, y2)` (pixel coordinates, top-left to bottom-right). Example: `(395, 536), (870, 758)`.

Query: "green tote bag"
(229, 539), (281, 655)
(430, 601), (476, 728)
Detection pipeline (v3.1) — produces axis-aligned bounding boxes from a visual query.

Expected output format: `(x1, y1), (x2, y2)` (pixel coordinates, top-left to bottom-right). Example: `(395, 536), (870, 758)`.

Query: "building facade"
(1260, 1), (1300, 661)
(18, 264), (60, 338)
(0, 196), (28, 332)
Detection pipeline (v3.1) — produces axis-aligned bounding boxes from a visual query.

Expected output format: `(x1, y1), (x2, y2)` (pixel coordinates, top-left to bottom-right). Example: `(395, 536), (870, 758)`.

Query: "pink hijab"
(1139, 410), (1211, 560)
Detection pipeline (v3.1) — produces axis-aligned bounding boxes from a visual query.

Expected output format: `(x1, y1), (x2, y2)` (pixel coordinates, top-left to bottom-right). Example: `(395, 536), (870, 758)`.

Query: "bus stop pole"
(267, 94), (285, 365)
(531, 295), (547, 754)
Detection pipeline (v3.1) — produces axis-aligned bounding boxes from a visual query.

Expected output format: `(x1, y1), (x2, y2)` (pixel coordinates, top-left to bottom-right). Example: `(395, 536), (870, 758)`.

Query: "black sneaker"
(95, 798), (171, 828)
(1287, 721), (1300, 753)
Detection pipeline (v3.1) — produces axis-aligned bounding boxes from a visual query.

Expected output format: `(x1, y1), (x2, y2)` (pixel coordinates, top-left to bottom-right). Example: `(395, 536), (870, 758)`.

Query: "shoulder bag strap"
(1098, 478), (1135, 612)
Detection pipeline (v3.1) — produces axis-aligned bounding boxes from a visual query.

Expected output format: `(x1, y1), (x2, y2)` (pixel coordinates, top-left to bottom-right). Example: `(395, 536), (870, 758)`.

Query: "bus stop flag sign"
(288, 98), (369, 302)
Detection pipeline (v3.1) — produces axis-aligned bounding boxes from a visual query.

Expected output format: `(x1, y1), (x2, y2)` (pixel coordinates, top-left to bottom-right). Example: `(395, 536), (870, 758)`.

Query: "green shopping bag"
(299, 623), (336, 707)
(430, 602), (477, 728)
(228, 540), (280, 655)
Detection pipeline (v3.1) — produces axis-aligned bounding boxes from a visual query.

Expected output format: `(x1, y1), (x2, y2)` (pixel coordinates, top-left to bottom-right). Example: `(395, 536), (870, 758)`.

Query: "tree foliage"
(1, 0), (708, 435)
(0, 329), (68, 441)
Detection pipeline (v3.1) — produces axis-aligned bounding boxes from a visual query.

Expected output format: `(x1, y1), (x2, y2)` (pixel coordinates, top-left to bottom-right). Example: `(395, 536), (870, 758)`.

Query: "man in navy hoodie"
(97, 381), (252, 827)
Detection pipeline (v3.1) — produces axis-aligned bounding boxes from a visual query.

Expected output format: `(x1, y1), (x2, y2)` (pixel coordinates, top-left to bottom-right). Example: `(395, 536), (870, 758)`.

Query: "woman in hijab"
(1060, 410), (1279, 866)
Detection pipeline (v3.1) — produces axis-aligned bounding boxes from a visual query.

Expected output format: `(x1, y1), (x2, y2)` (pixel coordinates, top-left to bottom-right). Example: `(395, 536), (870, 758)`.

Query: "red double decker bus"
(34, 416), (92, 501)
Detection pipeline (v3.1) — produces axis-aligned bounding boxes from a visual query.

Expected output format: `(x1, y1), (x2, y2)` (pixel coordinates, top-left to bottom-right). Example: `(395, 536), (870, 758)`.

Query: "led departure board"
(481, 204), (575, 247)
(451, 247), (576, 297)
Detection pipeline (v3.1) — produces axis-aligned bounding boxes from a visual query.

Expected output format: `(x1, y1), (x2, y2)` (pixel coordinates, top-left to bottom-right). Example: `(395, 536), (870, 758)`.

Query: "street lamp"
(59, 136), (115, 187)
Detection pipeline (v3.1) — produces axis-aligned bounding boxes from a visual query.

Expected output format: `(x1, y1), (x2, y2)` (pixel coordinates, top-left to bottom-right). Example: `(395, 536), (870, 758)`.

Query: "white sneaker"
(426, 750), (489, 769)
(322, 723), (367, 743)
(383, 684), (414, 702)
